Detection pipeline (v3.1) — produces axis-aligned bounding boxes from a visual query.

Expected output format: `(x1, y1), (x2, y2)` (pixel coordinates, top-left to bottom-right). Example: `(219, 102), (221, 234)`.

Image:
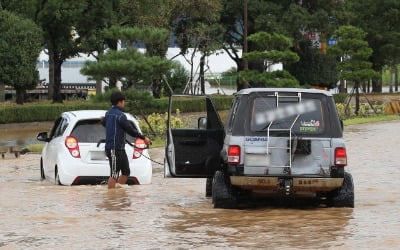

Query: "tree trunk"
(355, 82), (360, 115)
(0, 83), (5, 102)
(53, 59), (63, 103)
(200, 54), (205, 94)
(395, 66), (399, 92)
(389, 66), (395, 93)
(236, 58), (250, 91)
(15, 88), (25, 105)
(151, 78), (161, 98)
(367, 79), (371, 93)
(96, 79), (102, 95)
(107, 39), (118, 89)
(372, 77), (382, 93)
(48, 48), (54, 100)
(339, 79), (346, 93)
(96, 50), (104, 95)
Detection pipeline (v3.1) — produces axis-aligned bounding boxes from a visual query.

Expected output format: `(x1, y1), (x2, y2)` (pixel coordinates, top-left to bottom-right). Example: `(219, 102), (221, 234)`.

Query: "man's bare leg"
(117, 175), (128, 185)
(108, 176), (117, 189)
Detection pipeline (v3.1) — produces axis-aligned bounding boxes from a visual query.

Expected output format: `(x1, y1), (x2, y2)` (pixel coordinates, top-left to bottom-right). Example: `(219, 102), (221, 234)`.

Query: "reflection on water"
(0, 122), (52, 147)
(99, 189), (132, 212)
(0, 121), (400, 249)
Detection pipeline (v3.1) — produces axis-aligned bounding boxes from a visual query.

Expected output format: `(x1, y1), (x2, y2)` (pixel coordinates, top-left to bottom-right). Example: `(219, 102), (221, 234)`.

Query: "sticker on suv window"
(299, 120), (320, 132)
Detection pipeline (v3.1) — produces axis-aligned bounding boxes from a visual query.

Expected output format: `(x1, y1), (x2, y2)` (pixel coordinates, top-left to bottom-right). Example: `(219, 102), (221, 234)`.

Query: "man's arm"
(119, 114), (152, 145)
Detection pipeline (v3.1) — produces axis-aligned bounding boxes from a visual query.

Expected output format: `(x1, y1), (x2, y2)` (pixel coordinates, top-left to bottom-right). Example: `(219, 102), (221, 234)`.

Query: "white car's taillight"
(65, 136), (80, 158)
(228, 145), (240, 164)
(334, 147), (347, 167)
(133, 138), (146, 159)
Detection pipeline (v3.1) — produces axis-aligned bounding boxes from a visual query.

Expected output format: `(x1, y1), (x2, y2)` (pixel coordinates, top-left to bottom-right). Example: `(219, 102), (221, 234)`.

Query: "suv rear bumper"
(230, 176), (344, 192)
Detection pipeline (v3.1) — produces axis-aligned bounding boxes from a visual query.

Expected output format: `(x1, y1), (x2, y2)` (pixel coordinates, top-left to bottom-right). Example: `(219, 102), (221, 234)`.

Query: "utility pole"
(243, 0), (248, 71)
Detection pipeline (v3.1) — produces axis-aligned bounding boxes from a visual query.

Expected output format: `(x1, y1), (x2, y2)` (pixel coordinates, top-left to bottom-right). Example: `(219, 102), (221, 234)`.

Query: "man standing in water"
(103, 91), (151, 189)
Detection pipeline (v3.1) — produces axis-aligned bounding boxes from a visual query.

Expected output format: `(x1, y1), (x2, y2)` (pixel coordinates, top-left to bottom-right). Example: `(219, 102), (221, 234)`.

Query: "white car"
(37, 110), (152, 185)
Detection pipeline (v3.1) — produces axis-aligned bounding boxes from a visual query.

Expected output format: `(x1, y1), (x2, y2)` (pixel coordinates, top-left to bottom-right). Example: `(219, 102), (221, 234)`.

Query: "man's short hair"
(110, 91), (125, 105)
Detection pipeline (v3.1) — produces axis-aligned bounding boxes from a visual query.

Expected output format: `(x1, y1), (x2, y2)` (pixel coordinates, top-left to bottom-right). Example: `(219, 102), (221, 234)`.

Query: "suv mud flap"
(230, 176), (344, 192)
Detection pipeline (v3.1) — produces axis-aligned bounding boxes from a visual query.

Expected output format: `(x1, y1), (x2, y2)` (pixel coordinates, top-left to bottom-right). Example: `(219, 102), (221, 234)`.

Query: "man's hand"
(144, 136), (152, 146)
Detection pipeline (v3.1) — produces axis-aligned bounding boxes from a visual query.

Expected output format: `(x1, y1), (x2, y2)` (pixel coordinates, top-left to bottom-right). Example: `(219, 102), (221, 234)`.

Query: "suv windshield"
(250, 96), (324, 135)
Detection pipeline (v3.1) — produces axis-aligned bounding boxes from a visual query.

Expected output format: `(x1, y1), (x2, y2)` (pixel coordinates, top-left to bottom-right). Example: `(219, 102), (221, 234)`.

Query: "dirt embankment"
(356, 93), (400, 104)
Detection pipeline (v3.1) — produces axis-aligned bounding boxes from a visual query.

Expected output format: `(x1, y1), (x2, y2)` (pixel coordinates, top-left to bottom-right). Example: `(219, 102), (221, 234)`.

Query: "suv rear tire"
(205, 177), (213, 197)
(212, 170), (237, 209)
(327, 172), (354, 208)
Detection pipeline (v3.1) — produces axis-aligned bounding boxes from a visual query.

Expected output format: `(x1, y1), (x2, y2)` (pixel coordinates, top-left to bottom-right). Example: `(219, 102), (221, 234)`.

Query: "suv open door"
(165, 95), (225, 178)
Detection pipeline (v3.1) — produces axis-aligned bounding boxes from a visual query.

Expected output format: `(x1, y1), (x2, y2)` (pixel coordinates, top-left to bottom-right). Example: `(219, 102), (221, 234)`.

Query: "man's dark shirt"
(103, 106), (144, 150)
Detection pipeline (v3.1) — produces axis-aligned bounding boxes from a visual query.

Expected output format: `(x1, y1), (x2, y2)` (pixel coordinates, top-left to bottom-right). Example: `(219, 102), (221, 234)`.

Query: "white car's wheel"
(55, 167), (61, 185)
(40, 159), (45, 180)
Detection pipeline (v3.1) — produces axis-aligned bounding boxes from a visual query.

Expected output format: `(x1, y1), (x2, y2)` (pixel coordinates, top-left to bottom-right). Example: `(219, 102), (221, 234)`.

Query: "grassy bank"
(343, 114), (400, 126)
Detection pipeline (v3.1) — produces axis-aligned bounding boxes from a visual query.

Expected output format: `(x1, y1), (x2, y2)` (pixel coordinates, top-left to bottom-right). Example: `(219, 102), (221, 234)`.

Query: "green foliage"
(240, 32), (300, 88)
(333, 93), (348, 104)
(240, 70), (299, 88)
(335, 102), (386, 120)
(81, 26), (173, 90)
(287, 41), (339, 89)
(0, 10), (43, 103)
(104, 26), (169, 46)
(163, 61), (190, 96)
(328, 26), (378, 83)
(0, 102), (108, 123)
(138, 110), (189, 137)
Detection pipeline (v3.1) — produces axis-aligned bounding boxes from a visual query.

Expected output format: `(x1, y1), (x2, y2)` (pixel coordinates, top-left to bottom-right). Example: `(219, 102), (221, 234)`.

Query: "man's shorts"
(105, 149), (130, 179)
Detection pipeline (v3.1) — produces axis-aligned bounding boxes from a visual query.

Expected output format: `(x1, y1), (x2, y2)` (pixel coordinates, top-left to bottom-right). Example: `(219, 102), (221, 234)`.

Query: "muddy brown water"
(1, 121), (400, 249)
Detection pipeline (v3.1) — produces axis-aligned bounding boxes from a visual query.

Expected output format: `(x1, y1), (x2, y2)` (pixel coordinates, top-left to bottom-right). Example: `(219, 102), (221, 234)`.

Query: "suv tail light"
(65, 136), (80, 158)
(334, 147), (347, 167)
(228, 145), (240, 164)
(133, 138), (146, 159)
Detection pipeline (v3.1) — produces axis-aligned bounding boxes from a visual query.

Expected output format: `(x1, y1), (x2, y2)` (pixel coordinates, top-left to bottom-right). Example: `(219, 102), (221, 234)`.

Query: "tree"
(286, 40), (339, 89)
(219, 0), (286, 90)
(240, 32), (300, 87)
(0, 10), (43, 104)
(281, 1), (347, 90)
(35, 0), (117, 103)
(173, 0), (223, 94)
(328, 25), (378, 114)
(347, 0), (400, 93)
(80, 26), (173, 96)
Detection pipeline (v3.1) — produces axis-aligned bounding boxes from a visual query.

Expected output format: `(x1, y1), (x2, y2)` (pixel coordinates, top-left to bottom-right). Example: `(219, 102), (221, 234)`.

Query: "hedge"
(0, 95), (234, 124)
(0, 102), (108, 123)
(0, 93), (351, 124)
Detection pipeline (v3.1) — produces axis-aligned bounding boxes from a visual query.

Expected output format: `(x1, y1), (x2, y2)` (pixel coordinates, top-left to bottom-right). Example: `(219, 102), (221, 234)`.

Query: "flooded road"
(1, 121), (400, 249)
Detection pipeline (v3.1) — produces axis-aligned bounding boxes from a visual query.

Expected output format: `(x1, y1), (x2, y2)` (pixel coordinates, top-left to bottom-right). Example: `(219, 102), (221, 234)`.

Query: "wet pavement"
(1, 121), (400, 249)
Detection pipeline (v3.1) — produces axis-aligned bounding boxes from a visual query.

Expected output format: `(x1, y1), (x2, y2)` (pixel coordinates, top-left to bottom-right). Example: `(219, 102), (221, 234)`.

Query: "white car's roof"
(63, 110), (107, 119)
(62, 110), (136, 121)
(235, 88), (333, 96)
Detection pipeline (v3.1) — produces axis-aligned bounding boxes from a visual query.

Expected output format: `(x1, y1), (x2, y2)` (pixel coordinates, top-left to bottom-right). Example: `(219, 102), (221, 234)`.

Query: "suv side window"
(227, 97), (240, 132)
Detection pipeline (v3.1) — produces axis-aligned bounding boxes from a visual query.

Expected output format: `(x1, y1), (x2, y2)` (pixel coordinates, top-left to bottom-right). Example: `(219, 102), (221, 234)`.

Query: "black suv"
(165, 88), (354, 209)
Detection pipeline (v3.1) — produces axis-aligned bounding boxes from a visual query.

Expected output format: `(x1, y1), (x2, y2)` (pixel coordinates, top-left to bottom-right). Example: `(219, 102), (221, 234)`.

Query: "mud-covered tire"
(205, 177), (213, 197)
(40, 159), (45, 180)
(212, 170), (237, 209)
(327, 172), (354, 208)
